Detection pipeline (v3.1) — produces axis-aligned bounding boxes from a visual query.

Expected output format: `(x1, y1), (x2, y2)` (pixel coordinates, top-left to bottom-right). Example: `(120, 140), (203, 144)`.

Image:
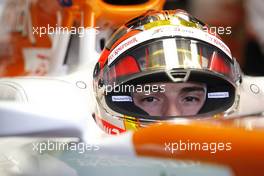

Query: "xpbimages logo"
(202, 26), (232, 36)
(164, 140), (232, 154)
(105, 83), (166, 95)
(32, 24), (100, 37)
(32, 140), (100, 154)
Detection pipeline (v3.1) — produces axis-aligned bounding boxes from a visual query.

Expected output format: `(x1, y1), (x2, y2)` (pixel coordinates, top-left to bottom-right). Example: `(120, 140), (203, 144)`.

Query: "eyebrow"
(135, 86), (205, 96)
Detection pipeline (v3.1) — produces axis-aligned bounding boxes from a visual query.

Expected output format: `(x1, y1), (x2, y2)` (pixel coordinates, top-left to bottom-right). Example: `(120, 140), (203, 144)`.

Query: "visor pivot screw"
(98, 79), (104, 88)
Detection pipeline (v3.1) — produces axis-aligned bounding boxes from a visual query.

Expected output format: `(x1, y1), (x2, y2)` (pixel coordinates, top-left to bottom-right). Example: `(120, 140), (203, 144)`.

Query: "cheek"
(181, 102), (204, 115)
(143, 106), (163, 116)
(137, 101), (164, 116)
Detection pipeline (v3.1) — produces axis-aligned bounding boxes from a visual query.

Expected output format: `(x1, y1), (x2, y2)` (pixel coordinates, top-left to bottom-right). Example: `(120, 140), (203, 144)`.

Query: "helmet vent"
(166, 70), (190, 82)
(170, 71), (186, 78)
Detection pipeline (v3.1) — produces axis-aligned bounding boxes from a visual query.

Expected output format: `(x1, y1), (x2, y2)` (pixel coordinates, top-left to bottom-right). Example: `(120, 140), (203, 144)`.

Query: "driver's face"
(132, 82), (206, 116)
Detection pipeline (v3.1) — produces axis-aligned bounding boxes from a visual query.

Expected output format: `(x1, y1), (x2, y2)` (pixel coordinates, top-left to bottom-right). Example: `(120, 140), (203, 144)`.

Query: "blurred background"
(0, 0), (263, 76)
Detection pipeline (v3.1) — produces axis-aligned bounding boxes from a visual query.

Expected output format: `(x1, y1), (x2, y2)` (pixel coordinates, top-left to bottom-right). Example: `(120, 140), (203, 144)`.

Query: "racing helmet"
(93, 10), (241, 134)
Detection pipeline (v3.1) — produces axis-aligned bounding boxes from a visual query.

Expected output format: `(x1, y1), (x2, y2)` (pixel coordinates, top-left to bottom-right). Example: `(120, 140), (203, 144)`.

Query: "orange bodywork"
(0, 0), (165, 77)
(133, 121), (264, 176)
(74, 0), (165, 27)
(0, 0), (58, 77)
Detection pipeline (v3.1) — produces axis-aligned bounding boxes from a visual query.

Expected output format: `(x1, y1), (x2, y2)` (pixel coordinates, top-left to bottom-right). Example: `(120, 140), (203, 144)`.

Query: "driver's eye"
(183, 96), (200, 103)
(141, 97), (158, 102)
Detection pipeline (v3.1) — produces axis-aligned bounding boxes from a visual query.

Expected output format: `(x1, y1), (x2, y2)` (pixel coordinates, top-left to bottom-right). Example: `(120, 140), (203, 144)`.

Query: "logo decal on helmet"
(108, 25), (232, 66)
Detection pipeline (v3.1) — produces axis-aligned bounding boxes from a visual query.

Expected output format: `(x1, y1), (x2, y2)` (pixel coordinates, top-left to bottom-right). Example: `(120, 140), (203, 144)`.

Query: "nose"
(163, 103), (182, 116)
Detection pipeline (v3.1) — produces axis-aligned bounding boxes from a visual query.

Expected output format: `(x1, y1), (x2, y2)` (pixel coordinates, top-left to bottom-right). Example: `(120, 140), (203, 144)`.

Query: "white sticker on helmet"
(112, 95), (133, 102)
(208, 92), (229, 98)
